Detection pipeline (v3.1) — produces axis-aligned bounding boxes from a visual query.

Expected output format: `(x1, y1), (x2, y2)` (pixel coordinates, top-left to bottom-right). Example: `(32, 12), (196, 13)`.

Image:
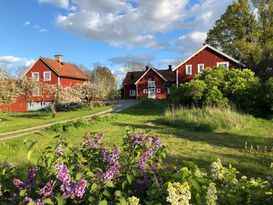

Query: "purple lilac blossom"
(27, 167), (37, 185)
(136, 149), (153, 173)
(13, 179), (25, 190)
(24, 197), (33, 203)
(56, 163), (71, 193)
(103, 146), (120, 165)
(152, 136), (161, 150)
(130, 133), (144, 147)
(103, 163), (120, 180)
(40, 181), (53, 198)
(87, 133), (104, 148)
(74, 179), (86, 198)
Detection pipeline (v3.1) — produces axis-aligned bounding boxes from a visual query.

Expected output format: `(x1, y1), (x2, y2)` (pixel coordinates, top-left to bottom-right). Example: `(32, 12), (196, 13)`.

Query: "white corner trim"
(134, 67), (167, 85)
(172, 44), (246, 71)
(176, 69), (178, 88)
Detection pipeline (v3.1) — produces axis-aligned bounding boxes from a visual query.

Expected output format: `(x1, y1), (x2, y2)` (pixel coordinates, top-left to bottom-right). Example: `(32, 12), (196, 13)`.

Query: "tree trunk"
(50, 102), (57, 118)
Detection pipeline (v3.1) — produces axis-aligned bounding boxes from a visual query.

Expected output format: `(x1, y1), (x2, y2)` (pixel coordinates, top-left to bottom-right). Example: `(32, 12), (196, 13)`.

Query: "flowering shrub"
(0, 129), (272, 204)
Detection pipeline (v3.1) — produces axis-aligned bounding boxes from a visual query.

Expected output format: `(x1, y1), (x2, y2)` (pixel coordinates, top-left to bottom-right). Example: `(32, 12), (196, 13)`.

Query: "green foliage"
(170, 67), (273, 117)
(0, 130), (272, 204)
(205, 0), (273, 74)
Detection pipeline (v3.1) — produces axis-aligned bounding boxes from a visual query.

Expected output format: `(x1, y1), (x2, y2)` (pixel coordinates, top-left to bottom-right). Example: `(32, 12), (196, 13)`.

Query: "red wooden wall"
(137, 69), (168, 99)
(124, 85), (137, 99)
(177, 47), (241, 84)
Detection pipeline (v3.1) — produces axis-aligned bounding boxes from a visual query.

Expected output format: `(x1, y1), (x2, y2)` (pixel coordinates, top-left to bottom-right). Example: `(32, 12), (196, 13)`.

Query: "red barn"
(1, 55), (88, 112)
(123, 66), (175, 99)
(173, 44), (246, 85)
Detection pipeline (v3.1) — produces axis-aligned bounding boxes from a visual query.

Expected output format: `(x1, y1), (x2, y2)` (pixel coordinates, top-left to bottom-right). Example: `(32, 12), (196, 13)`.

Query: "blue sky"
(0, 0), (232, 79)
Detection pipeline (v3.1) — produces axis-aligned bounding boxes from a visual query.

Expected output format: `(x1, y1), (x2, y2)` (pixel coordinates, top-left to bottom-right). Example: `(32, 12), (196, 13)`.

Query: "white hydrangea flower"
(210, 159), (225, 180)
(127, 196), (140, 205)
(206, 182), (217, 205)
(166, 182), (191, 205)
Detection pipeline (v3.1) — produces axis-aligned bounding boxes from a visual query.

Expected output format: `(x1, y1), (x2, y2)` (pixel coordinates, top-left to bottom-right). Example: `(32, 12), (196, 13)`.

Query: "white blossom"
(166, 182), (191, 205)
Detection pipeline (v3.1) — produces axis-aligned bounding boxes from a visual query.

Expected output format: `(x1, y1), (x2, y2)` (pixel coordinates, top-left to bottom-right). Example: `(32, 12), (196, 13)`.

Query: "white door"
(148, 88), (156, 99)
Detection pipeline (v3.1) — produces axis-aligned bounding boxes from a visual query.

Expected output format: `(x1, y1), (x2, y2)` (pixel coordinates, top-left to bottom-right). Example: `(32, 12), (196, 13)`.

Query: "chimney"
(145, 66), (149, 71)
(168, 65), (172, 70)
(54, 54), (63, 63)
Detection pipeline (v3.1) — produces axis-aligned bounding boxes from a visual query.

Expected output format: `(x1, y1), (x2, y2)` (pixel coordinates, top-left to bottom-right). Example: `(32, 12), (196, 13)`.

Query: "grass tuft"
(162, 106), (256, 132)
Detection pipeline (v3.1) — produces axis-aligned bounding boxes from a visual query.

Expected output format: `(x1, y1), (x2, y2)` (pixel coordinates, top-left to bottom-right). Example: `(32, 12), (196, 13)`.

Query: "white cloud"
(109, 54), (155, 66)
(23, 21), (49, 33)
(0, 56), (24, 64)
(0, 55), (35, 68)
(38, 0), (69, 8)
(38, 0), (232, 52)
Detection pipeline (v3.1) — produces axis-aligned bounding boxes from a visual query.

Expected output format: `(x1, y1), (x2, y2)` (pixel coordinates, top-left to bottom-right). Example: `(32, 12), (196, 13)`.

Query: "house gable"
(135, 67), (167, 85)
(174, 45), (246, 84)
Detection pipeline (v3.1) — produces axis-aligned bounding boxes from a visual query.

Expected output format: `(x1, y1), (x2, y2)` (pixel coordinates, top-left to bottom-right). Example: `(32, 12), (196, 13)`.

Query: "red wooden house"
(0, 55), (88, 112)
(123, 66), (175, 99)
(123, 44), (246, 99)
(173, 44), (246, 85)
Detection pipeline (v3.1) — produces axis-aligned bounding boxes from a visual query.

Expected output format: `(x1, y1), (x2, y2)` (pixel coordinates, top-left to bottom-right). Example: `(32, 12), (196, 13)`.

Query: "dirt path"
(0, 100), (138, 141)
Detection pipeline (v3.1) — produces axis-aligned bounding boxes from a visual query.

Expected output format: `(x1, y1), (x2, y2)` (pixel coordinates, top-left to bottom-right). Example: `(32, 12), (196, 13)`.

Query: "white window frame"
(185, 65), (192, 75)
(143, 89), (148, 94)
(148, 80), (155, 88)
(32, 72), (39, 81)
(129, 90), (136, 97)
(156, 88), (161, 93)
(43, 71), (51, 81)
(198, 64), (205, 73)
(217, 62), (229, 69)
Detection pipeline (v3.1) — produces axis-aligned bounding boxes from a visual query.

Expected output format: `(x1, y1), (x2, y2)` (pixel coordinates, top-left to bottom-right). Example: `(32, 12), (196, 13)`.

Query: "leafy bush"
(0, 130), (272, 204)
(162, 106), (254, 132)
(171, 67), (272, 117)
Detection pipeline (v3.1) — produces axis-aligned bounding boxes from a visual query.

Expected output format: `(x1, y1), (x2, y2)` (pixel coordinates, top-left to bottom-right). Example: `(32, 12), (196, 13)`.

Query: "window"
(167, 87), (171, 95)
(143, 89), (148, 94)
(32, 87), (40, 97)
(130, 90), (136, 96)
(185, 65), (192, 75)
(198, 64), (205, 73)
(43, 71), (51, 81)
(156, 88), (161, 93)
(217, 62), (229, 69)
(32, 72), (39, 81)
(148, 78), (155, 87)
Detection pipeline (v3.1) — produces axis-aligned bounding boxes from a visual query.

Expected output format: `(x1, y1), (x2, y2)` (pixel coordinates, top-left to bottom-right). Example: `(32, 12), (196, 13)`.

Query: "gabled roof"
(135, 67), (167, 85)
(40, 57), (89, 80)
(123, 67), (175, 86)
(172, 44), (246, 71)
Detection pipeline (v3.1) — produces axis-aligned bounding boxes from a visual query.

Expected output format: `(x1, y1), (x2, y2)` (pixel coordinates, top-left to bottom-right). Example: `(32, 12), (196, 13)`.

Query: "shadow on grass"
(0, 118), (10, 122)
(11, 113), (49, 119)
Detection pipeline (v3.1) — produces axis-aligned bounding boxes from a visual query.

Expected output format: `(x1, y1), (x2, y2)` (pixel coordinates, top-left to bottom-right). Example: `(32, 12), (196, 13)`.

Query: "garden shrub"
(170, 67), (273, 117)
(0, 130), (272, 204)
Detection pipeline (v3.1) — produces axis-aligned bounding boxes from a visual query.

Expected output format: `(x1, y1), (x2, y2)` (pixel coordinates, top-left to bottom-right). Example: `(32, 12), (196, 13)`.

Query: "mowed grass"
(0, 100), (272, 178)
(0, 105), (112, 133)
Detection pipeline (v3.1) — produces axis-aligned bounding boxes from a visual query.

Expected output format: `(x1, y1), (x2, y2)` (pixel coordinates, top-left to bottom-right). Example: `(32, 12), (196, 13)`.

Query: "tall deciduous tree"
(205, 0), (273, 73)
(89, 66), (116, 99)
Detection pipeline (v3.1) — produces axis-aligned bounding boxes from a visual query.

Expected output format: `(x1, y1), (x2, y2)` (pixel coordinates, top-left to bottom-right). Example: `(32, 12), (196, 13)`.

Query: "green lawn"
(0, 105), (112, 133)
(0, 100), (272, 178)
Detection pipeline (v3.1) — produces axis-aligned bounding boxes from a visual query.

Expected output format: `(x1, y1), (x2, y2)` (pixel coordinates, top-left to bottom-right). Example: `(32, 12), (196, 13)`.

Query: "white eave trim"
(134, 67), (167, 85)
(172, 44), (246, 71)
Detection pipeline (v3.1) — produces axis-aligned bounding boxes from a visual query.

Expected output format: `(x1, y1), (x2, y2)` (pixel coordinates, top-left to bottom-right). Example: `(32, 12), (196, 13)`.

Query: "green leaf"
(98, 200), (108, 205)
(103, 190), (111, 198)
(127, 174), (133, 184)
(76, 172), (83, 180)
(104, 179), (114, 188)
(118, 197), (127, 205)
(56, 195), (65, 205)
(19, 189), (27, 197)
(115, 190), (122, 197)
(42, 198), (54, 205)
(190, 178), (200, 191)
(27, 150), (33, 161)
(91, 183), (100, 192)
